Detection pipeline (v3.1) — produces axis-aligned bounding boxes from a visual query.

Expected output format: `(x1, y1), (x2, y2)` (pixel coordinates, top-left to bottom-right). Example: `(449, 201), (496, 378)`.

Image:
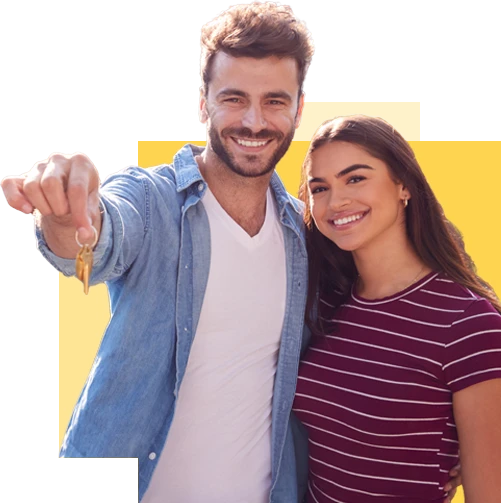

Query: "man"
(1, 3), (460, 503)
(3, 3), (312, 502)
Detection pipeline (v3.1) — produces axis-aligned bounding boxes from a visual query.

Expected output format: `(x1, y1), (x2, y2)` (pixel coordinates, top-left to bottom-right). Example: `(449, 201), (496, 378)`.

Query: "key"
(75, 226), (98, 295)
(76, 244), (93, 294)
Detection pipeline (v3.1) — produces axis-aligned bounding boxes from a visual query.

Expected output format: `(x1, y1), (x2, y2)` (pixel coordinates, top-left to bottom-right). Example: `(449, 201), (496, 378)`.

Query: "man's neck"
(196, 152), (274, 237)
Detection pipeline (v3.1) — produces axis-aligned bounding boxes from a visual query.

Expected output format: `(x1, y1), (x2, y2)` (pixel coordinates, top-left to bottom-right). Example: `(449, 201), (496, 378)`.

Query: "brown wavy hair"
(200, 2), (314, 98)
(299, 115), (501, 335)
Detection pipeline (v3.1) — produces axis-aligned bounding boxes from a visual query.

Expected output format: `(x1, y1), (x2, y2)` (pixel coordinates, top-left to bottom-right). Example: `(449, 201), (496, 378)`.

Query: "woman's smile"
(328, 209), (370, 229)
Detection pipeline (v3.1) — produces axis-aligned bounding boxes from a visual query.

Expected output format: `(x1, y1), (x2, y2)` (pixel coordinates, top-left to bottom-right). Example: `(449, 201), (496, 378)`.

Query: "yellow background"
(0, 0), (501, 503)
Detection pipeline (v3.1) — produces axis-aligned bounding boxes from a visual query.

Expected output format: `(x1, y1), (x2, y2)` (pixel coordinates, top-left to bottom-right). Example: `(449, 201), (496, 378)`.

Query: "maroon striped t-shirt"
(293, 272), (501, 503)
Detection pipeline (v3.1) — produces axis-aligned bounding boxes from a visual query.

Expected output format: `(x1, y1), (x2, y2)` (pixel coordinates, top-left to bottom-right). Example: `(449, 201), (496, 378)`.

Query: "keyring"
(75, 225), (98, 249)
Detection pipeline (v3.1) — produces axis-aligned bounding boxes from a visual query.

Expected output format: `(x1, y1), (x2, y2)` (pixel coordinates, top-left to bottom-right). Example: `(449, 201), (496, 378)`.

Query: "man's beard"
(208, 124), (295, 178)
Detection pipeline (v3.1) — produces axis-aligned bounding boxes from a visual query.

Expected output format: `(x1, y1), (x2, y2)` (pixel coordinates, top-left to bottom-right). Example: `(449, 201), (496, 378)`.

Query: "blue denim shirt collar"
(173, 144), (205, 192)
(174, 143), (305, 243)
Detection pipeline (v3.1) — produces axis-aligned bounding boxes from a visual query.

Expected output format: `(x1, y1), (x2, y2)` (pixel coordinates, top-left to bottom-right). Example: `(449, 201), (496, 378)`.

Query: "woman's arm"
(453, 378), (501, 503)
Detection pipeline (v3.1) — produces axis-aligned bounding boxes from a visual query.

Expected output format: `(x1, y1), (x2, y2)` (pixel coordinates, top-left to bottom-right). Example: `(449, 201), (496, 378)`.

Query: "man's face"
(200, 52), (304, 178)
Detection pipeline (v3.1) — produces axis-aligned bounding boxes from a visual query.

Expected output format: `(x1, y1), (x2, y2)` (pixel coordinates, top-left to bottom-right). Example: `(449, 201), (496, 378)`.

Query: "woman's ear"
(400, 183), (412, 200)
(399, 185), (411, 206)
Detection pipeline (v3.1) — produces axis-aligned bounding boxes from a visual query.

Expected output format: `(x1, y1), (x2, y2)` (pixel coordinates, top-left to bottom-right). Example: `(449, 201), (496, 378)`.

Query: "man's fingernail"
(444, 484), (451, 491)
(22, 204), (33, 214)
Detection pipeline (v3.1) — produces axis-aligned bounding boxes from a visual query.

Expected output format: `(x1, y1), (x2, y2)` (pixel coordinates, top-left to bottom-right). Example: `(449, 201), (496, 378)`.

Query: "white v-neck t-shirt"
(142, 186), (287, 503)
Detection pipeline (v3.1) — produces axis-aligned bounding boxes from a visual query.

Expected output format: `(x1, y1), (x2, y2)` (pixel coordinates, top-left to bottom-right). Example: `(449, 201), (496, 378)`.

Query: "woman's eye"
(348, 175), (366, 184)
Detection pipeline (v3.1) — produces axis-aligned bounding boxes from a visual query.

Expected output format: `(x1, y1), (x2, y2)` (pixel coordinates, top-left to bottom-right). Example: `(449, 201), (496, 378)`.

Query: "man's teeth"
(236, 139), (268, 147)
(334, 213), (364, 226)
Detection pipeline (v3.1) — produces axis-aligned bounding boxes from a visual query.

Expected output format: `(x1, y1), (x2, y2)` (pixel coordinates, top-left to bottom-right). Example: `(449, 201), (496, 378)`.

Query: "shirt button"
(149, 452), (156, 461)
(197, 183), (204, 192)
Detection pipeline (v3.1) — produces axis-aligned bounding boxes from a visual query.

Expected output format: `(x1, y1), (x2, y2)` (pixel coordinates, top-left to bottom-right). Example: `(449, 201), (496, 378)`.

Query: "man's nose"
(241, 104), (267, 133)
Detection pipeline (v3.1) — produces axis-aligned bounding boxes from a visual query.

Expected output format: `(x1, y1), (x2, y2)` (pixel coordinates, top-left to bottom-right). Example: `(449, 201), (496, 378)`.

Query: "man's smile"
(230, 136), (274, 152)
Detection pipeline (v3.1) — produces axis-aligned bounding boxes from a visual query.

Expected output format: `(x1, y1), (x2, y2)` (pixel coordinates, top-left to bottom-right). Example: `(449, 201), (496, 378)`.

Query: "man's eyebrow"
(216, 88), (249, 99)
(308, 164), (375, 185)
(308, 176), (326, 185)
(215, 89), (293, 102)
(263, 91), (293, 102)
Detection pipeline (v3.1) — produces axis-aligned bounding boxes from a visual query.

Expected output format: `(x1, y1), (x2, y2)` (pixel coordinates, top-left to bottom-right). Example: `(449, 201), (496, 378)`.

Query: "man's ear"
(295, 93), (305, 129)
(199, 87), (209, 123)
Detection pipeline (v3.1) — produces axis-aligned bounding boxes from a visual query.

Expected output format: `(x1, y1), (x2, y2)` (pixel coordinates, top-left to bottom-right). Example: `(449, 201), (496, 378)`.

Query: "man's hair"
(200, 2), (314, 97)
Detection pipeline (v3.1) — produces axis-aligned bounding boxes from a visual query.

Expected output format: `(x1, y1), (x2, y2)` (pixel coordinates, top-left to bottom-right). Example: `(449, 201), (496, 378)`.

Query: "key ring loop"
(75, 225), (98, 249)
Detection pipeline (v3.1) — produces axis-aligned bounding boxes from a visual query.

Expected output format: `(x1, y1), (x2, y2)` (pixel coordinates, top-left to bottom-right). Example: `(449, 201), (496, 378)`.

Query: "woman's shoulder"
(441, 276), (501, 392)
(418, 272), (495, 313)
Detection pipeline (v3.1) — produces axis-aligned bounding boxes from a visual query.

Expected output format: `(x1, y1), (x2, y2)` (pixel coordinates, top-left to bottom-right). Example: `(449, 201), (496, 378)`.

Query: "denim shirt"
(37, 144), (309, 502)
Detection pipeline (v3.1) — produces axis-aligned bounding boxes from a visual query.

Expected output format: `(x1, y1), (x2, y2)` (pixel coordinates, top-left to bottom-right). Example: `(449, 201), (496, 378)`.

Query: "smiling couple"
(3, 2), (501, 503)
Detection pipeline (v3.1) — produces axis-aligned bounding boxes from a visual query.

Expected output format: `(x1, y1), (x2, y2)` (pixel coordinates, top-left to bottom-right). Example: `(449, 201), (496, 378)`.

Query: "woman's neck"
(353, 234), (431, 300)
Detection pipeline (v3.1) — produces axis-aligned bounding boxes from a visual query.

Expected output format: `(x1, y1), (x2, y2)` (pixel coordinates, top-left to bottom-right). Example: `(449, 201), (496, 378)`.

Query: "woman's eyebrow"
(335, 164), (374, 178)
(308, 164), (375, 185)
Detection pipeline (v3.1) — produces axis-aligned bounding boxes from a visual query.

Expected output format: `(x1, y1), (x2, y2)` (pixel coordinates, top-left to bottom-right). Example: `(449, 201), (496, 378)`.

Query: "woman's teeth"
(334, 213), (365, 226)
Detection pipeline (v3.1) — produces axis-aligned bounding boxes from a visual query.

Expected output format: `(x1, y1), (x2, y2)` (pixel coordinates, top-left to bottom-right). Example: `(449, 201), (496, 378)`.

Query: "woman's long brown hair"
(299, 115), (501, 335)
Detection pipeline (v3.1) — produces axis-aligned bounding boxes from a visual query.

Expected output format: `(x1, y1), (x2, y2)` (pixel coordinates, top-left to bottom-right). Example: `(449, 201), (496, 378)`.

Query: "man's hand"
(1, 153), (102, 258)
(443, 463), (462, 503)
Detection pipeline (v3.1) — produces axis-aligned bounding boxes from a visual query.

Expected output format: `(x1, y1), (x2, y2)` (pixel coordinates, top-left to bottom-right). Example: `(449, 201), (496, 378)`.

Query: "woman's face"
(307, 141), (410, 253)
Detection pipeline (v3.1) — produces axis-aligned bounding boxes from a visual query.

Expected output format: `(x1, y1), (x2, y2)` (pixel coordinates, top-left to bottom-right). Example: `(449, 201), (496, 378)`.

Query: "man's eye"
(311, 187), (326, 194)
(224, 98), (241, 103)
(268, 100), (285, 106)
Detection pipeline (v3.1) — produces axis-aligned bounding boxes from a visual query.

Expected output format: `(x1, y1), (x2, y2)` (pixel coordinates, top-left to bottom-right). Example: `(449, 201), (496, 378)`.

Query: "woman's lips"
(329, 210), (370, 229)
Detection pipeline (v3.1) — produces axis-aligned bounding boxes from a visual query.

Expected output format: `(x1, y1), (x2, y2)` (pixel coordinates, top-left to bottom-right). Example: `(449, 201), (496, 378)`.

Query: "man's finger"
(41, 156), (70, 216)
(67, 154), (93, 233)
(1, 176), (34, 214)
(23, 180), (53, 216)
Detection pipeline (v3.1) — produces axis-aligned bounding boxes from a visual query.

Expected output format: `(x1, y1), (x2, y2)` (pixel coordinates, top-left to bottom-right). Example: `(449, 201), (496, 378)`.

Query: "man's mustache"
(221, 127), (284, 141)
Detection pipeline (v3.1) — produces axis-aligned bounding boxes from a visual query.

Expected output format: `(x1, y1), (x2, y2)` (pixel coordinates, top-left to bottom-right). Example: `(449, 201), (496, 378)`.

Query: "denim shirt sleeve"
(35, 167), (149, 284)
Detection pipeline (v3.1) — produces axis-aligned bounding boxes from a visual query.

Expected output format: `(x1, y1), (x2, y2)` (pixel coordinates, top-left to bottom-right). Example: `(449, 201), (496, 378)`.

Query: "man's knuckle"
(40, 174), (59, 189)
(71, 152), (91, 166)
(67, 182), (86, 198)
(53, 206), (69, 217)
(49, 153), (66, 162)
(33, 155), (47, 165)
(22, 178), (39, 195)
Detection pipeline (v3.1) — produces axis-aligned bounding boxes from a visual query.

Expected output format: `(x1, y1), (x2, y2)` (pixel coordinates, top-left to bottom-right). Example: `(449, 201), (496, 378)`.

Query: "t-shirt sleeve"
(443, 298), (501, 393)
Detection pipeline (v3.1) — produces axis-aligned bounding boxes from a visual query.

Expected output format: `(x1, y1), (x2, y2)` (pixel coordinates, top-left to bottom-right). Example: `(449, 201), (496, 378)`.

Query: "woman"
(293, 115), (501, 503)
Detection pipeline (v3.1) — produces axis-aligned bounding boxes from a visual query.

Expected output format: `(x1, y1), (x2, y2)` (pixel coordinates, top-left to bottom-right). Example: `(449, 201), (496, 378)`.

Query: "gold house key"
(75, 226), (98, 295)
